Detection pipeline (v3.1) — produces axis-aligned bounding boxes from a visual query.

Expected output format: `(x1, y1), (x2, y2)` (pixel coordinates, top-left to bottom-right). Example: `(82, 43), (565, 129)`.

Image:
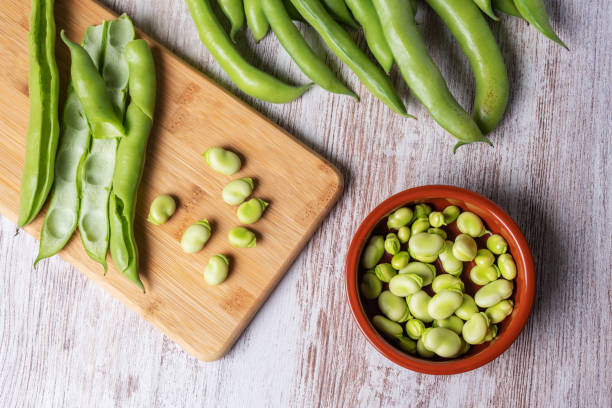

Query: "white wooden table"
(1, 0), (610, 406)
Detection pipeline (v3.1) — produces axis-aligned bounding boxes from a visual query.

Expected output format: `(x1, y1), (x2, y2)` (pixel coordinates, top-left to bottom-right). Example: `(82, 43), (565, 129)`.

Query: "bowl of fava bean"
(345, 186), (535, 374)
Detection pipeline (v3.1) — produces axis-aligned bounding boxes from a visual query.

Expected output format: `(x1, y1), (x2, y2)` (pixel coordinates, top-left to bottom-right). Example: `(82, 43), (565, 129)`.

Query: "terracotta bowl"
(345, 185), (535, 375)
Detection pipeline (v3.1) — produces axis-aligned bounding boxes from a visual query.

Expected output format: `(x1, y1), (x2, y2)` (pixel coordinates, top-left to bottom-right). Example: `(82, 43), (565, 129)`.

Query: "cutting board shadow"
(0, 0), (343, 361)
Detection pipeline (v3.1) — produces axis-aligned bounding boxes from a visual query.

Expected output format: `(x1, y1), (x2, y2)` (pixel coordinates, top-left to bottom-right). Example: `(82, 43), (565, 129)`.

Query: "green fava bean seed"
(389, 273), (423, 297)
(456, 211), (487, 237)
(372, 315), (403, 339)
(475, 279), (513, 308)
(428, 289), (464, 320)
(432, 274), (465, 293)
(379, 290), (411, 322)
(362, 235), (384, 269)
(407, 290), (433, 323)
(360, 272), (383, 300)
(417, 337), (435, 358)
(497, 253), (517, 280)
(427, 227), (447, 239)
(411, 218), (430, 235)
(181, 219), (211, 253)
(475, 248), (495, 266)
(469, 264), (500, 286)
(413, 204), (432, 220)
(462, 312), (490, 344)
(487, 234), (508, 254)
(433, 315), (464, 335)
(387, 207), (413, 230)
(223, 178), (254, 205)
(438, 241), (463, 276)
(408, 232), (444, 263)
(429, 211), (446, 228)
(237, 198), (269, 224)
(442, 205), (460, 224)
(399, 262), (436, 286)
(455, 294), (479, 320)
(391, 251), (410, 270)
(485, 299), (514, 323)
(452, 233), (478, 262)
(204, 254), (229, 285)
(483, 324), (498, 342)
(203, 147), (242, 175)
(384, 233), (401, 255)
(397, 226), (411, 243)
(228, 226), (257, 248)
(395, 335), (417, 354)
(374, 263), (396, 283)
(422, 327), (462, 358)
(405, 318), (425, 340)
(147, 195), (176, 225)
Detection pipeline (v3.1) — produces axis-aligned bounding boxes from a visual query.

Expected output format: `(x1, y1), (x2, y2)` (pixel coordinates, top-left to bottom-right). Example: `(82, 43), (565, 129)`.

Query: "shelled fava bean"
(360, 204), (517, 359)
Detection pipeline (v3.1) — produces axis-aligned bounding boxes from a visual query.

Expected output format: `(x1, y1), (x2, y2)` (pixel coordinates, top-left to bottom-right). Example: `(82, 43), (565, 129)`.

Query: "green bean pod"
(245, 0), (270, 41)
(372, 0), (489, 150)
(344, 0), (394, 72)
(289, 0), (410, 117)
(36, 24), (106, 263)
(472, 0), (499, 20)
(261, 0), (356, 97)
(18, 0), (60, 227)
(492, 0), (521, 17)
(186, 0), (310, 103)
(426, 0), (508, 134)
(109, 39), (156, 291)
(218, 0), (245, 41)
(322, 0), (358, 28)
(513, 0), (567, 48)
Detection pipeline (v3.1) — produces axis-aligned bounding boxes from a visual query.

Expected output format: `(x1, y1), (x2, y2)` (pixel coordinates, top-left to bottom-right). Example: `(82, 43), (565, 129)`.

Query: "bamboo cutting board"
(0, 0), (342, 361)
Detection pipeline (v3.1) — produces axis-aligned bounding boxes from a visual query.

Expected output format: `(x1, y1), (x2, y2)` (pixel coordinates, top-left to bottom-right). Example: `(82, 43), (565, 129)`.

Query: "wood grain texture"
(1, 0), (610, 407)
(0, 0), (341, 363)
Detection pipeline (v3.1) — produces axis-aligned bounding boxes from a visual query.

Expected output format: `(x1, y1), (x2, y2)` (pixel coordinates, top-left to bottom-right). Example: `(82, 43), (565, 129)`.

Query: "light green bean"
(456, 211), (487, 237)
(203, 146), (241, 175)
(378, 290), (411, 322)
(455, 293), (478, 320)
(422, 327), (462, 358)
(360, 272), (383, 299)
(485, 299), (513, 323)
(396, 335), (417, 354)
(433, 315), (464, 335)
(384, 233), (401, 255)
(397, 226), (411, 243)
(405, 318), (425, 340)
(181, 219), (211, 253)
(407, 290), (433, 323)
(399, 262), (436, 286)
(428, 211), (445, 228)
(362, 235), (384, 268)
(469, 264), (500, 286)
(442, 205), (460, 224)
(452, 233), (477, 261)
(372, 315), (403, 339)
(427, 227), (447, 239)
(487, 234), (508, 254)
(228, 226), (257, 247)
(438, 240), (463, 276)
(223, 178), (254, 205)
(432, 274), (465, 293)
(374, 263), (396, 282)
(417, 336), (435, 358)
(474, 279), (513, 308)
(391, 251), (410, 270)
(474, 248), (495, 266)
(428, 289), (464, 320)
(387, 207), (413, 230)
(389, 273), (423, 297)
(204, 254), (230, 285)
(462, 312), (490, 344)
(147, 195), (176, 225)
(237, 198), (269, 224)
(497, 253), (517, 279)
(411, 217), (430, 235)
(408, 232), (444, 263)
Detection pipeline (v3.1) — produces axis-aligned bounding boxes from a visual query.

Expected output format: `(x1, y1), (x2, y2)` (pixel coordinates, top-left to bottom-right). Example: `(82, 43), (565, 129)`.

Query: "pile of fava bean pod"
(185, 0), (566, 150)
(25, 13), (156, 292)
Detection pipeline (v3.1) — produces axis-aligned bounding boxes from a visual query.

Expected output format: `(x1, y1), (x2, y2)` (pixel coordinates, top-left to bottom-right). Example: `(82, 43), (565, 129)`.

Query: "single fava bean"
(384, 233), (401, 255)
(362, 235), (384, 268)
(428, 289), (464, 320)
(438, 241), (463, 276)
(427, 227), (447, 239)
(181, 219), (211, 253)
(457, 211), (487, 237)
(455, 294), (479, 320)
(417, 337), (435, 358)
(462, 312), (490, 344)
(372, 315), (403, 339)
(432, 274), (465, 293)
(487, 234), (508, 255)
(203, 147), (242, 175)
(399, 262), (436, 286)
(374, 263), (396, 282)
(409, 232), (444, 263)
(360, 272), (382, 300)
(474, 279), (513, 308)
(391, 251), (410, 270)
(442, 205), (460, 224)
(387, 207), (413, 230)
(433, 315), (464, 335)
(485, 299), (514, 323)
(452, 234), (478, 262)
(147, 195), (176, 225)
(378, 290), (412, 322)
(483, 324), (498, 342)
(389, 273), (423, 297)
(204, 254), (229, 285)
(469, 264), (501, 286)
(397, 226), (411, 243)
(428, 211), (445, 228)
(396, 335), (417, 354)
(405, 318), (425, 340)
(222, 178), (254, 205)
(497, 253), (517, 280)
(228, 226), (256, 248)
(475, 248), (495, 266)
(411, 217), (430, 235)
(237, 198), (269, 224)
(422, 327), (462, 358)
(413, 204), (432, 220)
(408, 290), (434, 323)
